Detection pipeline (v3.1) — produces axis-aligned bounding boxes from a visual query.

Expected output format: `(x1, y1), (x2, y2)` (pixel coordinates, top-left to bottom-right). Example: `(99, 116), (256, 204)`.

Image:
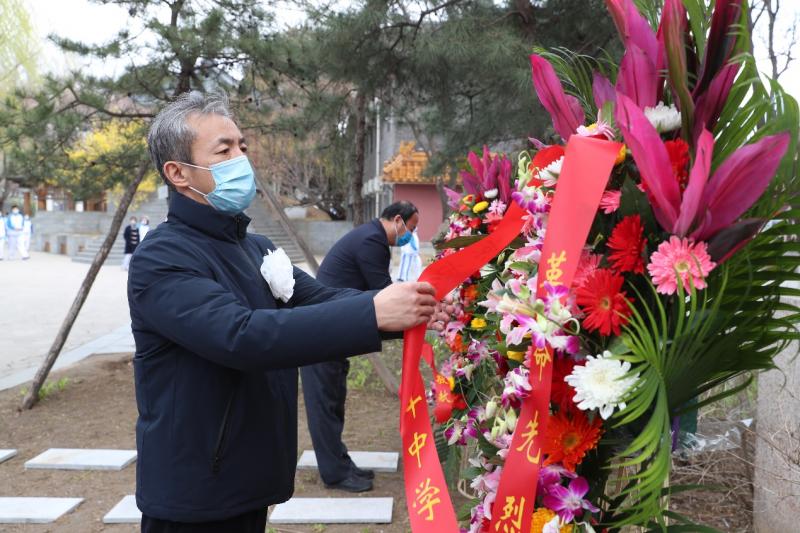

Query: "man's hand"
(427, 294), (455, 332)
(374, 282), (437, 331)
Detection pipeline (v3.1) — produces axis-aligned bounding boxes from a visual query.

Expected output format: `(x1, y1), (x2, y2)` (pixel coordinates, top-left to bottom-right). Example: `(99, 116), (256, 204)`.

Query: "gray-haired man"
(128, 92), (447, 532)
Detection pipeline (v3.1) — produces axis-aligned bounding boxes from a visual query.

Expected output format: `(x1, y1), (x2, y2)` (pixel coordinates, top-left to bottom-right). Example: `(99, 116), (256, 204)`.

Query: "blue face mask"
(395, 220), (413, 247)
(182, 155), (257, 215)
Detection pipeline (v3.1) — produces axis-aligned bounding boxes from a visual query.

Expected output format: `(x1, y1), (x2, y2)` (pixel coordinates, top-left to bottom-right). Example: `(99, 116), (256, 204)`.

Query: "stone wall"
(753, 293), (800, 532)
(290, 220), (353, 255)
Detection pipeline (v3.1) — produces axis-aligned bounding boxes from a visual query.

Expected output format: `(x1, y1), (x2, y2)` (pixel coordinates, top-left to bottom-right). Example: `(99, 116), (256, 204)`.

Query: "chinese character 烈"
(494, 495), (526, 533)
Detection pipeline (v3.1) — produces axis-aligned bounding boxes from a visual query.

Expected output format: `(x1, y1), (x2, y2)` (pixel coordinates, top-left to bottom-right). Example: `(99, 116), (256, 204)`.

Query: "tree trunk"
(366, 352), (399, 397)
(21, 160), (150, 410)
(254, 173), (320, 273)
(351, 91), (367, 225)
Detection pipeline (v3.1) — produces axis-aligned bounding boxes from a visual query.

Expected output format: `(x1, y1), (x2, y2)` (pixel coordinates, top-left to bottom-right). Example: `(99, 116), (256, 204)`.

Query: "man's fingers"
(414, 282), (436, 296)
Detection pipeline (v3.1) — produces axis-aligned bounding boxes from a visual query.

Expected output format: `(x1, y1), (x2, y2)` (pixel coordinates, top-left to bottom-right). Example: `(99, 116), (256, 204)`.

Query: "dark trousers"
(141, 508), (267, 532)
(300, 358), (353, 484)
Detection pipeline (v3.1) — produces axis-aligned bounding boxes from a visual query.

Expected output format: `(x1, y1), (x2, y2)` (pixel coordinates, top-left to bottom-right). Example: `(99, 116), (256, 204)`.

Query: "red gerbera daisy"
(664, 138), (690, 190)
(607, 215), (647, 274)
(575, 269), (633, 336)
(543, 409), (603, 472)
(551, 356), (579, 410)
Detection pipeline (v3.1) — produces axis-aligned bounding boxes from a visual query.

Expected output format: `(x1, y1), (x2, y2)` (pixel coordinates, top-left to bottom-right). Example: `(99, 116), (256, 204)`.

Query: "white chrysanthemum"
(644, 102), (682, 133)
(539, 156), (563, 187)
(565, 351), (638, 419)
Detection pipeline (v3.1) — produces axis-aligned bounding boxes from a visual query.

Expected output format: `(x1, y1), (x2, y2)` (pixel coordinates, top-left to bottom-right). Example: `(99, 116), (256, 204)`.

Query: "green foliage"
(0, 0), (39, 95)
(20, 377), (69, 401)
(346, 356), (374, 389)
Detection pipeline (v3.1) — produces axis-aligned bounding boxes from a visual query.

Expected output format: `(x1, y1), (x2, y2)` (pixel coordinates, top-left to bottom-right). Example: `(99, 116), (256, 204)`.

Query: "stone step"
(268, 497), (393, 524)
(25, 448), (137, 471)
(0, 497), (83, 524)
(297, 450), (399, 473)
(0, 450), (17, 464)
(103, 495), (140, 524)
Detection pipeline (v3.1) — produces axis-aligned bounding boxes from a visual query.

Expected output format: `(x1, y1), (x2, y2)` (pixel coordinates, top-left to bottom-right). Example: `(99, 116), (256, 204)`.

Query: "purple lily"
(615, 93), (791, 242)
(592, 72), (616, 110)
(542, 476), (600, 523)
(459, 146), (512, 203)
(606, 0), (665, 107)
(530, 54), (584, 140)
(444, 186), (463, 209)
(693, 133), (791, 241)
(692, 62), (739, 140)
(694, 0), (744, 98)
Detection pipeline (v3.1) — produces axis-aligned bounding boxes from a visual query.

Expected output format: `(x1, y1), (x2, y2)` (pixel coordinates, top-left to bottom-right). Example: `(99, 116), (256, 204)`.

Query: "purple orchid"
(615, 93), (790, 244)
(542, 476), (600, 523)
(537, 464), (578, 496)
(460, 146), (512, 203)
(501, 366), (532, 408)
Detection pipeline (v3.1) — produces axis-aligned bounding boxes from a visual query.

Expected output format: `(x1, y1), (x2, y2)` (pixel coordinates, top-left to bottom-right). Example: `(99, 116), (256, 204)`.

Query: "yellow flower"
(506, 350), (526, 363)
(531, 508), (573, 533)
(473, 201), (489, 213)
(471, 317), (487, 329)
(447, 376), (455, 390)
(615, 144), (627, 166)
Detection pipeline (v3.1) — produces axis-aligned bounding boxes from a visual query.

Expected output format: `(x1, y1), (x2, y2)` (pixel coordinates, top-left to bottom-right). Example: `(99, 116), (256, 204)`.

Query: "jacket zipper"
(212, 386), (237, 474)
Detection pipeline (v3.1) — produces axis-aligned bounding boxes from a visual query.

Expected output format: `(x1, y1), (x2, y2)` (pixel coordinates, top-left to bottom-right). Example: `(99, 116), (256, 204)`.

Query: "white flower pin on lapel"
(260, 248), (295, 303)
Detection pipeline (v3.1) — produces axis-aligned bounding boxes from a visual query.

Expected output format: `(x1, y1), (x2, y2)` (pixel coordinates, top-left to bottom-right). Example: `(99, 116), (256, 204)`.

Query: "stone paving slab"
(268, 497), (393, 524)
(297, 450), (398, 472)
(25, 448), (137, 471)
(0, 497), (83, 524)
(103, 495), (141, 524)
(0, 449), (17, 464)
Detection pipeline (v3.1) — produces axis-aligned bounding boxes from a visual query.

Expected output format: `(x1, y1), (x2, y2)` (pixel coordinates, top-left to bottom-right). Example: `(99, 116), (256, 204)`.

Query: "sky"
(23, 0), (800, 102)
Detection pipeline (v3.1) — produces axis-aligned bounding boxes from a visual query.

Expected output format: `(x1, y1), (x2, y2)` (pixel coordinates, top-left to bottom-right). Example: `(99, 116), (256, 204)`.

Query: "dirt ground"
(0, 352), (410, 533)
(0, 346), (755, 533)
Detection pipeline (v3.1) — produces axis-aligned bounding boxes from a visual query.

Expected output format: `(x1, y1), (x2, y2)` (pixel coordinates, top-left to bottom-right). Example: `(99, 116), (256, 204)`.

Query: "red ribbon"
(401, 201), (528, 532)
(488, 136), (621, 533)
(399, 136), (621, 533)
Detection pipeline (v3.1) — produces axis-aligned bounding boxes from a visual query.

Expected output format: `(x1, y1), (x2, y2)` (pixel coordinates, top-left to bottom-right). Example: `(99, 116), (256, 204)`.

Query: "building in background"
(360, 103), (444, 241)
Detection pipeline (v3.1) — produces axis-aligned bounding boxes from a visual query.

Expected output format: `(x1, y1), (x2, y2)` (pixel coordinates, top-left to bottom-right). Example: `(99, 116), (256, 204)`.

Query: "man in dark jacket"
(122, 217), (140, 271)
(300, 201), (419, 492)
(128, 92), (440, 533)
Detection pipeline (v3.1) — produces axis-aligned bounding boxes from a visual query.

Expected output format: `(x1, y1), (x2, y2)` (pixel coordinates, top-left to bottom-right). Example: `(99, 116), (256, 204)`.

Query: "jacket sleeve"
(356, 234), (393, 290)
(128, 239), (382, 371)
(288, 267), (366, 306)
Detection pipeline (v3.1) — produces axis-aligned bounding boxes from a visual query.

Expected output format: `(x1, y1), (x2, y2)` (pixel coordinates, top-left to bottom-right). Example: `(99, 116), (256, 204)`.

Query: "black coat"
(127, 192), (381, 522)
(123, 225), (139, 254)
(316, 219), (392, 290)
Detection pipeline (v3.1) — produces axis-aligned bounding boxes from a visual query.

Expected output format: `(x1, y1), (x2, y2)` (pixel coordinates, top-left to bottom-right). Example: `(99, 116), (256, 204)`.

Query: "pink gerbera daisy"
(647, 236), (716, 295)
(599, 190), (621, 214)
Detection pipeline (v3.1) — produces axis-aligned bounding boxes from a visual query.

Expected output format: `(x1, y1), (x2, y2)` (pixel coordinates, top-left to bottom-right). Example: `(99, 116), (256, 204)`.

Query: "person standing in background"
(21, 214), (33, 259)
(397, 228), (422, 281)
(138, 216), (151, 241)
(0, 211), (6, 260)
(5, 205), (26, 260)
(122, 216), (140, 271)
(301, 201), (420, 493)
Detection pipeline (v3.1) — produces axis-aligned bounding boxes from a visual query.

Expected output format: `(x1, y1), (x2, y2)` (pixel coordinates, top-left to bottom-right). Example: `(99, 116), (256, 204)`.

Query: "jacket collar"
(167, 191), (251, 242)
(372, 218), (389, 246)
